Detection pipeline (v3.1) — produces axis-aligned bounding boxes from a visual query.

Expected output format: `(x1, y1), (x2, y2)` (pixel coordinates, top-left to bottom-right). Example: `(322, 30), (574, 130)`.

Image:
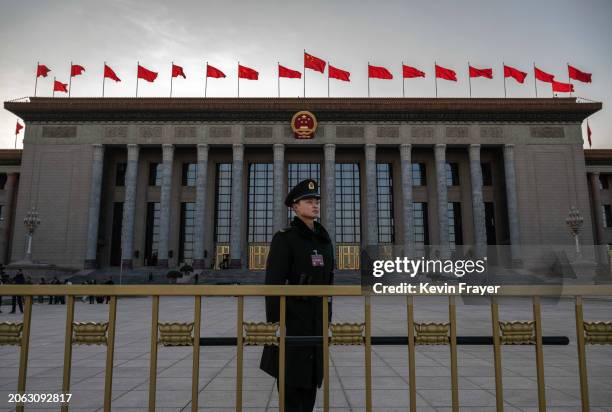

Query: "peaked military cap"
(285, 179), (321, 207)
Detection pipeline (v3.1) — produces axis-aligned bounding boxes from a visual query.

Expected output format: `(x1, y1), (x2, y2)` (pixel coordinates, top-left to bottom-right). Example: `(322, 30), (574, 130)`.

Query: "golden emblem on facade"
(291, 111), (317, 139)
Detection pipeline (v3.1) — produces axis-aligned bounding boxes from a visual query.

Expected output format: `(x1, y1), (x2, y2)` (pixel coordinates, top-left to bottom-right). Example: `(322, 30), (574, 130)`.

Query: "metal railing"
(0, 284), (611, 412)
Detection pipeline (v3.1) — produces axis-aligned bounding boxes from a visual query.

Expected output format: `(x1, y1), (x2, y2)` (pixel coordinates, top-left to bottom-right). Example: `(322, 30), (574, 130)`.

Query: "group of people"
(0, 267), (71, 313)
(83, 278), (114, 304)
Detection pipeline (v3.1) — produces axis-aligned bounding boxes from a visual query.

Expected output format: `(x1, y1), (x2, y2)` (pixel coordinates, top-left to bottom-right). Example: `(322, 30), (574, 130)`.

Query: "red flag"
(402, 65), (425, 78)
(551, 80), (574, 93)
(469, 65), (493, 79)
(71, 64), (85, 77)
(435, 64), (457, 81)
(534, 67), (554, 83)
(278, 65), (301, 79)
(104, 64), (121, 82)
(37, 64), (51, 77)
(137, 64), (157, 82)
(329, 65), (350, 81)
(304, 52), (326, 73)
(368, 64), (393, 79)
(172, 64), (186, 78)
(16, 122), (23, 135)
(54, 80), (68, 93)
(587, 121), (592, 147)
(238, 64), (259, 80)
(568, 65), (592, 83)
(206, 65), (226, 78)
(504, 65), (527, 84)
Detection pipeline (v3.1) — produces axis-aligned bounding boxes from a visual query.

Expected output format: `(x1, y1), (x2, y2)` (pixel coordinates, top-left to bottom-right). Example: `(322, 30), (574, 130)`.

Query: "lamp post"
(23, 207), (41, 262)
(566, 206), (584, 260)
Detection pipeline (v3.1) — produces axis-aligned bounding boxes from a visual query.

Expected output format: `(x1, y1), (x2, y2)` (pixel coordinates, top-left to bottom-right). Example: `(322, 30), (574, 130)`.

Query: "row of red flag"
(35, 52), (593, 95)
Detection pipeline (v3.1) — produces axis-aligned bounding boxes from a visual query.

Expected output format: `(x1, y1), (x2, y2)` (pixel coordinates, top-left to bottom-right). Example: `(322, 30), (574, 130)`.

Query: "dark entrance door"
(484, 202), (497, 264)
(110, 202), (123, 266)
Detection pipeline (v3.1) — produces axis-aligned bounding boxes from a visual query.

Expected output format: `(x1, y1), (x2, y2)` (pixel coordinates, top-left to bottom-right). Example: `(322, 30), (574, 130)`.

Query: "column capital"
(197, 144), (209, 162)
(324, 144), (336, 159)
(91, 143), (104, 160)
(469, 144), (481, 158)
(399, 144), (412, 160)
(127, 144), (139, 161)
(232, 143), (244, 160)
(365, 143), (376, 160)
(591, 171), (601, 177)
(162, 144), (174, 161)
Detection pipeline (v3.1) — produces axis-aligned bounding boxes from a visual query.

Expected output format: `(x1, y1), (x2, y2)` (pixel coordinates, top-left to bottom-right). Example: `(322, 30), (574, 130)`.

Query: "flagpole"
(68, 61), (73, 98)
(468, 62), (472, 98)
(327, 61), (330, 98)
(434, 61), (438, 98)
(102, 61), (106, 98)
(277, 62), (280, 98)
(503, 62), (507, 98)
(170, 61), (173, 98)
(303, 49), (306, 98)
(204, 62), (208, 98)
(136, 61), (140, 98)
(401, 61), (405, 98)
(34, 61), (39, 97)
(53, 76), (56, 98)
(367, 62), (370, 98)
(533, 62), (538, 98)
(567, 62), (572, 98)
(237, 61), (240, 98)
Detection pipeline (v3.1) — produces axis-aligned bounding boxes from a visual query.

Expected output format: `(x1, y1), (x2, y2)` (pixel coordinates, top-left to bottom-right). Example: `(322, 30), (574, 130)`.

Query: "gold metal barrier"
(336, 244), (360, 269)
(1, 284), (612, 412)
(248, 244), (270, 270)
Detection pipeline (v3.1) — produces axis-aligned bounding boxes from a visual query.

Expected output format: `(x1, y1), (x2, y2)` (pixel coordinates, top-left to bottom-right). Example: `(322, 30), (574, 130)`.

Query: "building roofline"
(4, 97), (602, 123)
(585, 149), (612, 160)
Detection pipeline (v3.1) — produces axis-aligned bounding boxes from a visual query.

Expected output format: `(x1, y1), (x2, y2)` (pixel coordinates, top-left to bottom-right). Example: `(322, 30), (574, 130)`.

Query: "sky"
(1, 0), (611, 149)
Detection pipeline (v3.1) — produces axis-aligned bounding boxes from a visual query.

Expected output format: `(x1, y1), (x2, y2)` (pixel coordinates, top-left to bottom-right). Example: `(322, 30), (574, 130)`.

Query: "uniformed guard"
(260, 179), (334, 412)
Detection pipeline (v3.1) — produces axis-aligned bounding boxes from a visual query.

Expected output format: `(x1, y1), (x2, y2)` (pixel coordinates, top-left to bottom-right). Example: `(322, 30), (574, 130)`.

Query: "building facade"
(2, 97), (602, 272)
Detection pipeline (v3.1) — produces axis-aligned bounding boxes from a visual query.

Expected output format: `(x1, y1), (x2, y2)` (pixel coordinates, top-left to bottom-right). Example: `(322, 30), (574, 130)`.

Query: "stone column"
(400, 144), (415, 256)
(589, 172), (607, 265)
(229, 144), (244, 268)
(503, 144), (522, 265)
(121, 144), (139, 269)
(193, 144), (209, 270)
(435, 144), (450, 258)
(365, 144), (378, 247)
(590, 172), (604, 239)
(272, 144), (285, 233)
(323, 144), (336, 245)
(469, 144), (487, 257)
(157, 144), (174, 267)
(0, 173), (19, 264)
(84, 144), (105, 268)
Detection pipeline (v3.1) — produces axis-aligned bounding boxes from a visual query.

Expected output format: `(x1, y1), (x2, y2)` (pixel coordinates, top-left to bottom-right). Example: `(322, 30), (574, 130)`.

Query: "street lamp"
(23, 207), (41, 262)
(566, 206), (584, 260)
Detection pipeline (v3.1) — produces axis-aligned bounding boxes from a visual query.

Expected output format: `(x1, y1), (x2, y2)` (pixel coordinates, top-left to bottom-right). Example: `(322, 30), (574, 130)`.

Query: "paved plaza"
(1, 295), (611, 411)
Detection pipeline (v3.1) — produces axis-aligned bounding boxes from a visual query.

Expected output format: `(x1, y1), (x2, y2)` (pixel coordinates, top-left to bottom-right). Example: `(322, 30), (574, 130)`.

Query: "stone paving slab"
(0, 295), (611, 410)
